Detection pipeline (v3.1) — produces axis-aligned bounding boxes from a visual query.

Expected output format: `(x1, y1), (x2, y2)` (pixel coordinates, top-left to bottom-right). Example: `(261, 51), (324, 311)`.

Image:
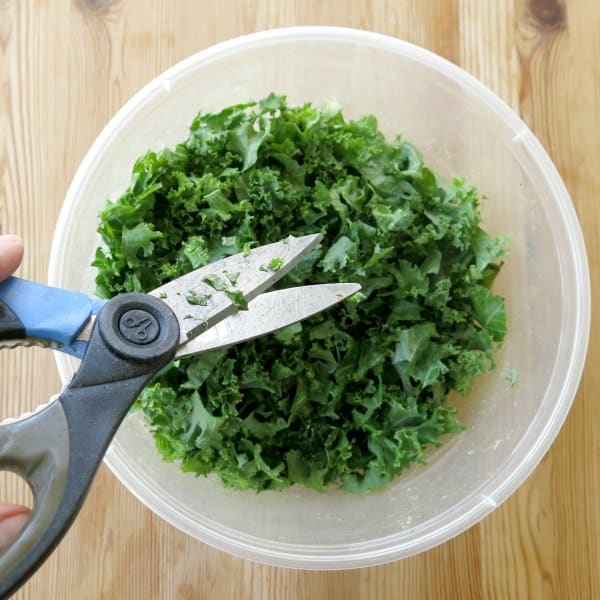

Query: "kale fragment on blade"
(93, 93), (508, 494)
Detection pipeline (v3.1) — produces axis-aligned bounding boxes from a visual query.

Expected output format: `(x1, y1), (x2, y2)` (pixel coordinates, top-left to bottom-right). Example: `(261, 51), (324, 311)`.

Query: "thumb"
(0, 235), (24, 281)
(0, 503), (30, 552)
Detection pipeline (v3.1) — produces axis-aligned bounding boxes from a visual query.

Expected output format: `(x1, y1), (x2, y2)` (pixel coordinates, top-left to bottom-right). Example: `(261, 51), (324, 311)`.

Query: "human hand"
(0, 234), (30, 552)
(0, 235), (24, 281)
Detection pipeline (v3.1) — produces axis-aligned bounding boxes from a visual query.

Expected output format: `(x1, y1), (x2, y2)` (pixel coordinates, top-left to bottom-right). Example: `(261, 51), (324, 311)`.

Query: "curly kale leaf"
(94, 94), (507, 493)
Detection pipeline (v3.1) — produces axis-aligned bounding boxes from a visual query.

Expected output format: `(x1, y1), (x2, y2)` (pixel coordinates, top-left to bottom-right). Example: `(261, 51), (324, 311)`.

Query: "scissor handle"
(0, 277), (106, 358)
(0, 293), (180, 598)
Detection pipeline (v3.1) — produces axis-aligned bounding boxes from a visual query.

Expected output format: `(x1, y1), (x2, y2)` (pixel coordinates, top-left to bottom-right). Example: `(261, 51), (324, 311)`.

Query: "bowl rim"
(49, 25), (591, 569)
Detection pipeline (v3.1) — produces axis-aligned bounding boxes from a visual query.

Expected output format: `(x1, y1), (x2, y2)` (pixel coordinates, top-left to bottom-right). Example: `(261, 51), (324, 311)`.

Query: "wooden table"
(1, 1), (598, 598)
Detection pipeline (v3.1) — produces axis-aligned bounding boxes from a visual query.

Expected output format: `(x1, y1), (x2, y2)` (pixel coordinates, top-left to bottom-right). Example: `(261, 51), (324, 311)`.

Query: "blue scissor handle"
(0, 277), (105, 355)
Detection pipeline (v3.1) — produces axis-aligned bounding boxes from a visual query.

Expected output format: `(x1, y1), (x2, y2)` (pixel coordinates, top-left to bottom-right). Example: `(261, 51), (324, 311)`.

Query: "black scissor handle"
(0, 293), (179, 598)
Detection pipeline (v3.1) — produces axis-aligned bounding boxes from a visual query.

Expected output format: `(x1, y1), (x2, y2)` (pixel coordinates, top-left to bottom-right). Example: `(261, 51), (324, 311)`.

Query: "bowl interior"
(49, 28), (588, 567)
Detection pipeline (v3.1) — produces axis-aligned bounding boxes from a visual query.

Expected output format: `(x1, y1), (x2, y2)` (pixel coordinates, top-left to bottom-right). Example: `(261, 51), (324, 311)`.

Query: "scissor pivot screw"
(98, 293), (179, 362)
(118, 309), (160, 345)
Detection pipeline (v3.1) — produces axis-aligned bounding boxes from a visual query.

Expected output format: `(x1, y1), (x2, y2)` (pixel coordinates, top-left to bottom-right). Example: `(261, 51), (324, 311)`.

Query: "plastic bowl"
(48, 27), (590, 568)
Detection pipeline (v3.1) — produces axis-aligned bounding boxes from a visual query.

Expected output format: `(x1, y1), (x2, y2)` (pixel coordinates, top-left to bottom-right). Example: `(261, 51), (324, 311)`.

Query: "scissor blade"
(175, 283), (360, 357)
(150, 234), (323, 343)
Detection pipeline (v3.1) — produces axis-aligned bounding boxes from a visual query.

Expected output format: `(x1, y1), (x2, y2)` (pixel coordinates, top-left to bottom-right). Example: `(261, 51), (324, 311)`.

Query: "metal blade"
(150, 234), (323, 343)
(175, 283), (360, 357)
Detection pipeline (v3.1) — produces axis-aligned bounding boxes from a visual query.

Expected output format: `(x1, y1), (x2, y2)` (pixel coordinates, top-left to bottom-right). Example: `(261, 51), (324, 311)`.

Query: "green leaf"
(184, 391), (225, 449)
(371, 202), (413, 232)
(225, 289), (249, 310)
(471, 226), (506, 271)
(182, 350), (227, 389)
(321, 236), (356, 272)
(182, 236), (210, 269)
(202, 273), (228, 291)
(122, 223), (163, 268)
(273, 322), (302, 344)
(392, 323), (437, 365)
(420, 248), (442, 275)
(205, 189), (244, 221)
(470, 286), (507, 342)
(94, 94), (508, 495)
(185, 290), (211, 306)
(268, 257), (284, 271)
(227, 118), (271, 171)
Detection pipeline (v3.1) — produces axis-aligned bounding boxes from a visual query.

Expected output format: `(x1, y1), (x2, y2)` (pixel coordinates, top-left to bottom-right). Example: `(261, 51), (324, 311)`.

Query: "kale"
(93, 94), (507, 494)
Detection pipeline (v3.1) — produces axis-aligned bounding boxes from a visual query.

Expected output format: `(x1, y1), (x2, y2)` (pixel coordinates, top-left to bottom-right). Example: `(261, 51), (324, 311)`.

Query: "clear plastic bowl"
(48, 27), (590, 568)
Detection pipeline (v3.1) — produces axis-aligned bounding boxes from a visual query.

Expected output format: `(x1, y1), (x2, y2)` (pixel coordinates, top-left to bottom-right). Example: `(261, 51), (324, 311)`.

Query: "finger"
(0, 235), (24, 281)
(0, 503), (30, 552)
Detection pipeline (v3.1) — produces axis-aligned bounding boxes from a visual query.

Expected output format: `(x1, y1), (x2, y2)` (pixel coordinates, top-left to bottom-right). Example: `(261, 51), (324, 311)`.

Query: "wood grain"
(1, 0), (599, 598)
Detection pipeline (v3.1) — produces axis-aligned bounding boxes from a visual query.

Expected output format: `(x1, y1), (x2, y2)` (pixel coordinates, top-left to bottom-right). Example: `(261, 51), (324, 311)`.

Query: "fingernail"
(0, 503), (30, 519)
(0, 234), (23, 248)
(0, 506), (30, 551)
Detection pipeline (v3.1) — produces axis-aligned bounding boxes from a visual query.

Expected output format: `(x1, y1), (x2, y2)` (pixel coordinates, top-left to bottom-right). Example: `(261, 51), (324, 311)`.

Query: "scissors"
(0, 233), (359, 597)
